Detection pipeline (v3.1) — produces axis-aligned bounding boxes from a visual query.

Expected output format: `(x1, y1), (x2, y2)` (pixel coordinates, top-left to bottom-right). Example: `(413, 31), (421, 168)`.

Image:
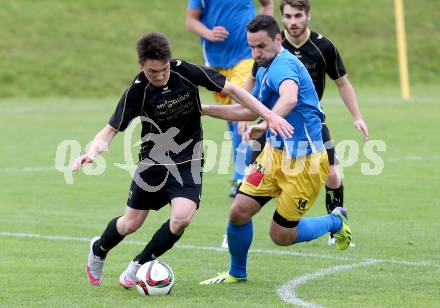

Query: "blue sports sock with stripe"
(227, 220), (253, 278)
(294, 214), (342, 244)
(230, 122), (251, 181)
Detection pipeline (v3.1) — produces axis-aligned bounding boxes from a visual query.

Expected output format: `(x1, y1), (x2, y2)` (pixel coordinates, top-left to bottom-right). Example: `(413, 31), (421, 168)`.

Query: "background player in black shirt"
(248, 0), (368, 246)
(71, 32), (292, 288)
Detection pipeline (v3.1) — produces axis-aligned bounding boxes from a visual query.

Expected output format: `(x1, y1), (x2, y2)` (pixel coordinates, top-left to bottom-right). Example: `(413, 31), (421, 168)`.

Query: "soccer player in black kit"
(248, 0), (369, 245)
(71, 32), (292, 288)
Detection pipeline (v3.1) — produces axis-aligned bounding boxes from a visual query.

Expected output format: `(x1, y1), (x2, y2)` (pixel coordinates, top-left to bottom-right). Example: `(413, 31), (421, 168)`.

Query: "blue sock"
(227, 220), (253, 278)
(231, 122), (251, 181)
(294, 214), (342, 244)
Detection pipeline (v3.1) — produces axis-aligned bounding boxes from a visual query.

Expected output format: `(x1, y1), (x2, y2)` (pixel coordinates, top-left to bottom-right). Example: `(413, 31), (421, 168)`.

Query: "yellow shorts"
(212, 58), (254, 104)
(239, 145), (330, 222)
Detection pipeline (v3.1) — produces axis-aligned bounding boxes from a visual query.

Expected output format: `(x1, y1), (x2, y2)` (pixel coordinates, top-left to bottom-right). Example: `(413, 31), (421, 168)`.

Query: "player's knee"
(328, 165), (339, 179)
(119, 219), (142, 235)
(229, 204), (251, 224)
(326, 166), (341, 187)
(169, 216), (192, 233)
(269, 230), (293, 246)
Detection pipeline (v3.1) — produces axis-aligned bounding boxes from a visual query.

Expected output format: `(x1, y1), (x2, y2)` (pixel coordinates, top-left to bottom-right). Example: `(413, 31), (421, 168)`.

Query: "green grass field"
(1, 89), (439, 307)
(1, 0), (439, 306)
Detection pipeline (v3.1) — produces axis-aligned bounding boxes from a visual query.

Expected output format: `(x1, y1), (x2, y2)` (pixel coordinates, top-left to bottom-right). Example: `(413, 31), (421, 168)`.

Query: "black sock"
(325, 184), (344, 214)
(134, 219), (182, 264)
(93, 216), (125, 258)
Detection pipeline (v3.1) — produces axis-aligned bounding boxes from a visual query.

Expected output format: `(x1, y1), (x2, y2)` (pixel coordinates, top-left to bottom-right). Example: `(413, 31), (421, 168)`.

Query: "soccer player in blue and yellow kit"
(186, 0), (273, 197)
(200, 15), (352, 284)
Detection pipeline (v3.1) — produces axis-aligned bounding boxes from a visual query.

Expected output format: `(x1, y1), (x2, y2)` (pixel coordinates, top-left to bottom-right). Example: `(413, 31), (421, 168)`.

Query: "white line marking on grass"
(2, 153), (438, 175)
(2, 231), (440, 306)
(277, 260), (381, 307)
(1, 231), (439, 270)
(0, 106), (107, 113)
(0, 166), (56, 173)
(386, 155), (440, 163)
(322, 97), (437, 104)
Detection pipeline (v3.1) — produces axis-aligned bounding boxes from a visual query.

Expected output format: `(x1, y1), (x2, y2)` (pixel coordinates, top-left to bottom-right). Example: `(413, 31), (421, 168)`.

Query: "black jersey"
(109, 59), (226, 165)
(282, 30), (346, 100)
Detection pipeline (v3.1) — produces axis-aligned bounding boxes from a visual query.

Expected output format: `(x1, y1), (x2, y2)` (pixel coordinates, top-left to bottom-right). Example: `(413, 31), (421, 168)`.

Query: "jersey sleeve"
(178, 60), (227, 92)
(324, 42), (347, 80)
(187, 0), (202, 10)
(267, 59), (300, 92)
(108, 85), (143, 132)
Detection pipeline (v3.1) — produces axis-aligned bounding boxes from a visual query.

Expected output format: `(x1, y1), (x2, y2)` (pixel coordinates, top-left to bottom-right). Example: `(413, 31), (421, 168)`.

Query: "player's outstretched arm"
(221, 80), (293, 138)
(72, 124), (118, 173)
(202, 103), (258, 121)
(335, 76), (369, 141)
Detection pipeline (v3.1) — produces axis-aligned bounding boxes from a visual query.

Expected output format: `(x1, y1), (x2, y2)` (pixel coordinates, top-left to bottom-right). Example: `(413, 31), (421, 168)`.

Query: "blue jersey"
(187, 0), (255, 68)
(253, 49), (325, 157)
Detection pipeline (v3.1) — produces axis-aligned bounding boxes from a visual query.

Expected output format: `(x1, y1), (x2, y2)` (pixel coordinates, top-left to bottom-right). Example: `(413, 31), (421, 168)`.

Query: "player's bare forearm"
(202, 104), (258, 121)
(222, 81), (293, 137)
(221, 81), (269, 118)
(186, 9), (228, 42)
(185, 9), (211, 40)
(72, 124), (117, 173)
(335, 76), (369, 140)
(87, 124), (118, 159)
(336, 76), (362, 120)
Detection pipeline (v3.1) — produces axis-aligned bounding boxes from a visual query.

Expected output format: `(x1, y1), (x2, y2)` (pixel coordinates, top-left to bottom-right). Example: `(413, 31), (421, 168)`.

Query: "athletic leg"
(200, 193), (265, 284)
(322, 123), (344, 213)
(120, 198), (197, 288)
(87, 207), (148, 286)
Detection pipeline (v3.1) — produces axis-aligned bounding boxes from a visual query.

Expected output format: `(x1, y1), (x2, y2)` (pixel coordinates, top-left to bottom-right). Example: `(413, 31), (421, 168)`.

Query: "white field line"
(0, 96), (437, 114)
(0, 231), (439, 270)
(276, 260), (381, 308)
(0, 106), (108, 113)
(2, 231), (439, 307)
(385, 155), (440, 162)
(1, 154), (438, 174)
(322, 97), (437, 104)
(0, 166), (56, 173)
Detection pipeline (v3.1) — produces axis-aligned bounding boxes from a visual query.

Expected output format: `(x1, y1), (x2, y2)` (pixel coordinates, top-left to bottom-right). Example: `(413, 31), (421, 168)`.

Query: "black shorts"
(321, 123), (338, 166)
(127, 161), (203, 211)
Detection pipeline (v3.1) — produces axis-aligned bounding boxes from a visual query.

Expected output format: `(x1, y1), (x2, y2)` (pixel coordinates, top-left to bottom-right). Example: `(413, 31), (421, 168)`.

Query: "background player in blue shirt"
(200, 15), (352, 285)
(186, 0), (273, 197)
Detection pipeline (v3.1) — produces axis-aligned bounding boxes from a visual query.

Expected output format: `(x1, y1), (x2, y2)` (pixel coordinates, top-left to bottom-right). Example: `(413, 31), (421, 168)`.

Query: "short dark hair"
(136, 32), (171, 63)
(247, 15), (281, 40)
(279, 0), (310, 14)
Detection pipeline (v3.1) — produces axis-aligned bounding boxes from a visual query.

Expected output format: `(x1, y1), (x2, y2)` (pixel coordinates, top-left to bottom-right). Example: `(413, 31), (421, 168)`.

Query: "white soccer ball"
(135, 260), (175, 296)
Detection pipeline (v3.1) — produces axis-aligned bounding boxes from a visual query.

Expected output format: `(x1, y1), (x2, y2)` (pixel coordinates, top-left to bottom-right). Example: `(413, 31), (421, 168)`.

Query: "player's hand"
(265, 113), (293, 139)
(354, 117), (369, 141)
(244, 121), (267, 141)
(208, 26), (229, 42)
(237, 121), (250, 136)
(72, 154), (94, 174)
